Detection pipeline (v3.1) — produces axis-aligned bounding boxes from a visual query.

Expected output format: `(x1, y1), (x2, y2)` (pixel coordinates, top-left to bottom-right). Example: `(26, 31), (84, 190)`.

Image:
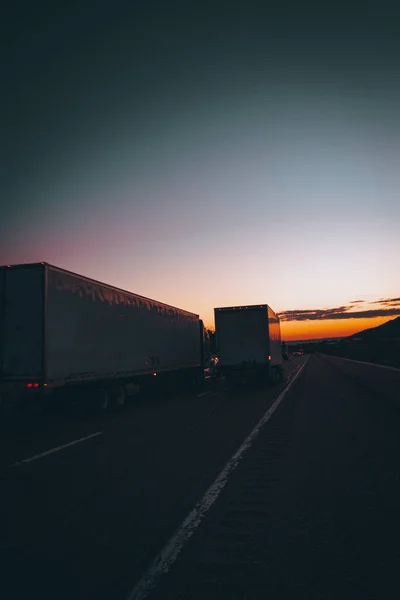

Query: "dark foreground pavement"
(146, 354), (400, 600)
(1, 354), (399, 600)
(0, 358), (302, 600)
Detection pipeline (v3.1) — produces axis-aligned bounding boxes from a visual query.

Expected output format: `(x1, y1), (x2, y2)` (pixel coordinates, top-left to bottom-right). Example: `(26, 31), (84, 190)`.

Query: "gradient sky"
(3, 1), (400, 340)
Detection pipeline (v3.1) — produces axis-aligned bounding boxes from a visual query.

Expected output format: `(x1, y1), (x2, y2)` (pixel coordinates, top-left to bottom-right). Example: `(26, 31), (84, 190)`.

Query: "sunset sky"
(3, 1), (400, 341)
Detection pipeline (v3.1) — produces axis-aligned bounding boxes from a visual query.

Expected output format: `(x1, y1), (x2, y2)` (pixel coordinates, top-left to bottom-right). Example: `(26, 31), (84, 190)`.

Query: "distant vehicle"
(0, 262), (209, 410)
(214, 304), (283, 384)
(203, 353), (219, 380)
(209, 355), (219, 368)
(292, 349), (304, 356)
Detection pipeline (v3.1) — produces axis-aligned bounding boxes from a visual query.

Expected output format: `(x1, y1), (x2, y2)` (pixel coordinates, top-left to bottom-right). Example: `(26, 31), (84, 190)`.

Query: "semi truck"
(214, 304), (283, 384)
(0, 262), (210, 410)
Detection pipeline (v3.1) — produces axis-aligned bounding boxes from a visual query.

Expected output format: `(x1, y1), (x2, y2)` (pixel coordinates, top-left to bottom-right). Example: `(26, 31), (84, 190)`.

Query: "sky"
(3, 0), (400, 340)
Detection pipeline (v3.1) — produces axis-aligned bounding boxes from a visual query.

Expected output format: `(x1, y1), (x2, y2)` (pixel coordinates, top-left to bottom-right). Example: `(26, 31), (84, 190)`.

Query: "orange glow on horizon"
(281, 315), (397, 341)
(205, 314), (399, 340)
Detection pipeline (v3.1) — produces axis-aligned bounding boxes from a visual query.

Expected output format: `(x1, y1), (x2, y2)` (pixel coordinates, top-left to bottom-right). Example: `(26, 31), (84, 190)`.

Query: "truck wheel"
(195, 372), (203, 388)
(100, 389), (110, 411)
(188, 371), (202, 389)
(115, 385), (126, 407)
(126, 382), (140, 397)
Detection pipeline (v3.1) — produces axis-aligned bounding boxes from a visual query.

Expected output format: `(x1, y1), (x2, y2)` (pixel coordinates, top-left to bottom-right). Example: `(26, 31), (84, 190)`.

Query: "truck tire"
(195, 371), (203, 388)
(115, 385), (127, 407)
(126, 382), (140, 397)
(269, 367), (277, 384)
(100, 389), (110, 411)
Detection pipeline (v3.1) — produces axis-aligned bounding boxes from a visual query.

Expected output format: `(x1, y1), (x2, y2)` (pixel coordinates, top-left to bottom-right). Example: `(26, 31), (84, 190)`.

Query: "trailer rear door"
(215, 308), (269, 367)
(0, 266), (44, 379)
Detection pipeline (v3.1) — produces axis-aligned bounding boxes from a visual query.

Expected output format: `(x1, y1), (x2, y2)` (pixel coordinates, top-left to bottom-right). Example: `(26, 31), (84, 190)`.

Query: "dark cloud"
(278, 306), (400, 322)
(349, 299), (365, 304)
(372, 297), (400, 305)
(279, 306), (351, 321)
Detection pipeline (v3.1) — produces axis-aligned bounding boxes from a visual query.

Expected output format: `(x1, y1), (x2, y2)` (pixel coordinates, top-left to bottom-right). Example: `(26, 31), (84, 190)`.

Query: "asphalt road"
(0, 358), (302, 600)
(147, 354), (400, 600)
(1, 354), (399, 600)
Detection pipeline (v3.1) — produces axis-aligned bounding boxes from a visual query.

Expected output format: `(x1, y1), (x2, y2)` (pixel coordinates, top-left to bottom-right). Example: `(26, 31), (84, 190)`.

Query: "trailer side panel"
(268, 306), (283, 367)
(46, 267), (201, 382)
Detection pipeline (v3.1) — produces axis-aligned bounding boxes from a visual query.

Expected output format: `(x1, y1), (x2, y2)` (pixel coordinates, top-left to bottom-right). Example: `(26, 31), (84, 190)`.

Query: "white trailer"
(214, 304), (283, 383)
(0, 263), (206, 409)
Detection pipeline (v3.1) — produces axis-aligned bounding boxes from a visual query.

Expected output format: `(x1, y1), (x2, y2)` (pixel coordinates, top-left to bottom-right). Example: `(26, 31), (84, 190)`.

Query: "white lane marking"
(196, 391), (211, 398)
(126, 358), (309, 600)
(9, 432), (103, 468)
(185, 406), (220, 433)
(321, 353), (400, 373)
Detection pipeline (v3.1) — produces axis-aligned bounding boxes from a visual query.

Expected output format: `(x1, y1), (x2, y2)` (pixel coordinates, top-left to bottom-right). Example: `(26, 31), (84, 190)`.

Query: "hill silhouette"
(349, 316), (400, 340)
(305, 316), (400, 369)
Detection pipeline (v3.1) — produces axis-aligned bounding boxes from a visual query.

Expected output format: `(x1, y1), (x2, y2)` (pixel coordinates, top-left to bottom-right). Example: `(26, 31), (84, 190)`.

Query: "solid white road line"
(126, 357), (310, 600)
(185, 406), (220, 433)
(321, 353), (400, 373)
(196, 391), (211, 397)
(9, 432), (103, 468)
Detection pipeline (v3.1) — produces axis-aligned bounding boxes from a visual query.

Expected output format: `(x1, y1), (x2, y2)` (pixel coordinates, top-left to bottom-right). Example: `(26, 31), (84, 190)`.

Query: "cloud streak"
(278, 300), (400, 322)
(372, 297), (400, 305)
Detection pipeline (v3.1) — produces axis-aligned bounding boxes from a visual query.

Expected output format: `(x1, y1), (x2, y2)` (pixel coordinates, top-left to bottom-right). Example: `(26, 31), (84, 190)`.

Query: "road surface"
(1, 354), (399, 600)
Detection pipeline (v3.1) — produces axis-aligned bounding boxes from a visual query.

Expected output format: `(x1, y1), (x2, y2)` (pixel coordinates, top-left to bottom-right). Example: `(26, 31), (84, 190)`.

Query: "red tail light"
(33, 382), (39, 388)
(25, 383), (33, 388)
